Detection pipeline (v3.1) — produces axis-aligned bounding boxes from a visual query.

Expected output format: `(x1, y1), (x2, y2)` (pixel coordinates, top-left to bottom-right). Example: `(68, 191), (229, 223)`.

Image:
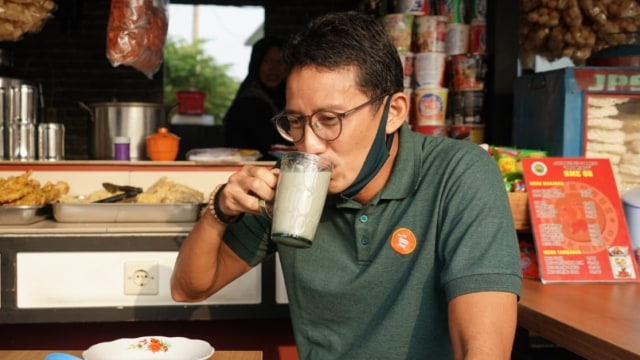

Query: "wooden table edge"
(518, 303), (639, 360)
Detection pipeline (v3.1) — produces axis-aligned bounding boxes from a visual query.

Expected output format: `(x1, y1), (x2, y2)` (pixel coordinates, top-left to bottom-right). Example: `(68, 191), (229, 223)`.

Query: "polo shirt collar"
(380, 122), (420, 200)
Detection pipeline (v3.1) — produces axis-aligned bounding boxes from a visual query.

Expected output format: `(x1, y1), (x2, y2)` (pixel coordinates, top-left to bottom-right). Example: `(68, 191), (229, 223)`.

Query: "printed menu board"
(521, 157), (639, 283)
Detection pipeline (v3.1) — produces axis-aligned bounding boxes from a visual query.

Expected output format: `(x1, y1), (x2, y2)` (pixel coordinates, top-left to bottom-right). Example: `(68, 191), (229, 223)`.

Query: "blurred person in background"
(223, 36), (289, 160)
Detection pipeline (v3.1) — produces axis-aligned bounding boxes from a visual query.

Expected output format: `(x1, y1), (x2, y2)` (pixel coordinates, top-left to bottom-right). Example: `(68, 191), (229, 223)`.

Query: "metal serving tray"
(0, 205), (49, 225)
(52, 203), (202, 223)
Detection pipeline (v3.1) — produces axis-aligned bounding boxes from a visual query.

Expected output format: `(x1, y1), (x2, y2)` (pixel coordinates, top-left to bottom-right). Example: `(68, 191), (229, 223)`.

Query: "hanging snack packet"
(106, 0), (168, 79)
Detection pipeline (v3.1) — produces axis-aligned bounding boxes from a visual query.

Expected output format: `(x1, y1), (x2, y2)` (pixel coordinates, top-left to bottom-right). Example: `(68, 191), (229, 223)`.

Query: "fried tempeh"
(0, 170), (70, 205)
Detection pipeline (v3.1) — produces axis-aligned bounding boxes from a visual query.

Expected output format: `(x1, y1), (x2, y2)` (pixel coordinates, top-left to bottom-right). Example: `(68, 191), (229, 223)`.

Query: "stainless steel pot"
(80, 101), (173, 160)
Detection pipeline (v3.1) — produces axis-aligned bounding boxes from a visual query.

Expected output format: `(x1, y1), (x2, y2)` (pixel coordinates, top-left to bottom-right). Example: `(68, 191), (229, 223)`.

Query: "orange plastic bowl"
(146, 127), (180, 161)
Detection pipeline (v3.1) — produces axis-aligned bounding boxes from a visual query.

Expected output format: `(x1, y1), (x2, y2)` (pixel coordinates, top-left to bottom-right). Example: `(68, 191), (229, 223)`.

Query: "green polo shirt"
(224, 123), (522, 359)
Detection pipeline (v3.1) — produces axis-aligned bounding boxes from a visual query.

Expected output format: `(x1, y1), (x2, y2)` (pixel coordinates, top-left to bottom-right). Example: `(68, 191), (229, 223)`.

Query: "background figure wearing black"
(223, 37), (288, 160)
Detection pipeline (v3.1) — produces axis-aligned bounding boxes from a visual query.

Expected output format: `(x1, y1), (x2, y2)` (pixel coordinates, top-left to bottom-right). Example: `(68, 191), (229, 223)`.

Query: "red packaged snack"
(106, 0), (168, 79)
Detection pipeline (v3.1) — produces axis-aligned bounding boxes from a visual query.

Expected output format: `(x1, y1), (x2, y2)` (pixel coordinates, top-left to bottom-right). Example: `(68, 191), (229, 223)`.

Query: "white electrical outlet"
(124, 261), (159, 295)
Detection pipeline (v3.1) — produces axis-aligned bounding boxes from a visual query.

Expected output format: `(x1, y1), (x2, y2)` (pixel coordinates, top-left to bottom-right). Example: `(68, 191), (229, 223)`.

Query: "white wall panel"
(16, 251), (261, 308)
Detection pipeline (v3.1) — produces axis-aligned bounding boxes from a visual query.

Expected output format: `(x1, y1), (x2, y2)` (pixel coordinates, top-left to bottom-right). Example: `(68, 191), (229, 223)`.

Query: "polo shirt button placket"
(357, 213), (371, 248)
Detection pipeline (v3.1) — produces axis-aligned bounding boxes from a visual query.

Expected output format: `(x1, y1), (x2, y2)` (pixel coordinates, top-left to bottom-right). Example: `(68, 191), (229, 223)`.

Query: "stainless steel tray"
(0, 205), (49, 225)
(52, 203), (202, 223)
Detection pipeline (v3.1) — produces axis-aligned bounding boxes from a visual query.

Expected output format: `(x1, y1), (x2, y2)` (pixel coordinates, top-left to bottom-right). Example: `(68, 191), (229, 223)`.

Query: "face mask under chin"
(340, 96), (393, 199)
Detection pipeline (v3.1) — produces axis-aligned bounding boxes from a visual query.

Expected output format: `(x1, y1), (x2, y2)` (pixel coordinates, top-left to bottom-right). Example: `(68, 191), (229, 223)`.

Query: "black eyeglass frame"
(272, 93), (392, 143)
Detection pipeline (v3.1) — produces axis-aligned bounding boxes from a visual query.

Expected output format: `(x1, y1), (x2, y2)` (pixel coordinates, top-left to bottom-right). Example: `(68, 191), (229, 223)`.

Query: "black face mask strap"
(341, 95), (393, 199)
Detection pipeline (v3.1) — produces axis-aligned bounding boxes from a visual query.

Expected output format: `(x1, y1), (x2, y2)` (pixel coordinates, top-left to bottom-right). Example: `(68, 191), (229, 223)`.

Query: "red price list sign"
(521, 157), (639, 283)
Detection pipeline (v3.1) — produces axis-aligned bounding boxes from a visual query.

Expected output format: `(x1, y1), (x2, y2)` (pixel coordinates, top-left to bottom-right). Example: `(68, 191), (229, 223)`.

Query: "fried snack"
(0, 170), (40, 203)
(520, 0), (640, 64)
(0, 170), (70, 206)
(4, 180), (70, 205)
(0, 0), (57, 41)
(58, 178), (203, 204)
(136, 177), (204, 204)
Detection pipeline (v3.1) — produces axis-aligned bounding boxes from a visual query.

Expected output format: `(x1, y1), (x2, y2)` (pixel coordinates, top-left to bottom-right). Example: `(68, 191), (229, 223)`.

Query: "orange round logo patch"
(390, 227), (417, 255)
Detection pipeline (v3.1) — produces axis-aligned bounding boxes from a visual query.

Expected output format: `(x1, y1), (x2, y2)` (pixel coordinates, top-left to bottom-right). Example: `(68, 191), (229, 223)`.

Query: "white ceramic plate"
(83, 336), (214, 360)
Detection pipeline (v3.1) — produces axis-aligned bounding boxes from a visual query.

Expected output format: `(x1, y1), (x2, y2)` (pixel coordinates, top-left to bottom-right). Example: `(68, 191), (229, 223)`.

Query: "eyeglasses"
(272, 93), (390, 143)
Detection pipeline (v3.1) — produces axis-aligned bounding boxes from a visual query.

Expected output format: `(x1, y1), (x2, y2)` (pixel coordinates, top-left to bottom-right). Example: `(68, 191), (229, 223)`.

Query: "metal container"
(79, 101), (171, 160)
(0, 77), (38, 159)
(8, 122), (35, 160)
(38, 122), (65, 160)
(0, 205), (49, 225)
(52, 202), (202, 223)
(8, 84), (38, 123)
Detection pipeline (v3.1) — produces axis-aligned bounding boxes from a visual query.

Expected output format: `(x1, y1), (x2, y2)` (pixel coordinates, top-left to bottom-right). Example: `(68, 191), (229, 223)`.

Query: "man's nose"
(299, 121), (327, 154)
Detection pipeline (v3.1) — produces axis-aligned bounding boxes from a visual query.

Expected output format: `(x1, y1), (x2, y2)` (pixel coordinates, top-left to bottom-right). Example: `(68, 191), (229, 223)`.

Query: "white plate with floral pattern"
(83, 336), (214, 360)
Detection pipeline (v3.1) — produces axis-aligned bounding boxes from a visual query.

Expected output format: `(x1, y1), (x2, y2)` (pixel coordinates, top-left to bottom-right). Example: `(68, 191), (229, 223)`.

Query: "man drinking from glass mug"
(171, 11), (521, 360)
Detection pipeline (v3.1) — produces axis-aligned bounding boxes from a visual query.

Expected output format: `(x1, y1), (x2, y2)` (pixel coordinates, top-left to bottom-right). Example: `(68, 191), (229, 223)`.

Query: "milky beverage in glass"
(271, 151), (332, 248)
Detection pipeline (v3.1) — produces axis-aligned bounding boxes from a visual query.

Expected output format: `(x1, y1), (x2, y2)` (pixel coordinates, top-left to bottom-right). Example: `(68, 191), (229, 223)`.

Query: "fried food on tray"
(136, 177), (204, 204)
(0, 170), (70, 206)
(0, 170), (39, 203)
(8, 180), (71, 206)
(57, 177), (203, 204)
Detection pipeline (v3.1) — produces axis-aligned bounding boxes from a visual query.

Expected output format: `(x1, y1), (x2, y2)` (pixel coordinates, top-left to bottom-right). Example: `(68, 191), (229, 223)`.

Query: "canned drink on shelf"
(412, 87), (448, 125)
(413, 52), (446, 88)
(412, 16), (447, 53)
(451, 54), (487, 90)
(445, 23), (469, 56)
(381, 13), (414, 52)
(469, 19), (487, 54)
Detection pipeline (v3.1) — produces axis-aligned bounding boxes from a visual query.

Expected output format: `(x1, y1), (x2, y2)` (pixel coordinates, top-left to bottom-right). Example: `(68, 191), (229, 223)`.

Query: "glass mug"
(270, 151), (332, 248)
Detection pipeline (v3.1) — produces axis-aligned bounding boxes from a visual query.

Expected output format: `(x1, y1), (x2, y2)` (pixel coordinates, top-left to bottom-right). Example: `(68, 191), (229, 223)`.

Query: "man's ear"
(386, 91), (410, 134)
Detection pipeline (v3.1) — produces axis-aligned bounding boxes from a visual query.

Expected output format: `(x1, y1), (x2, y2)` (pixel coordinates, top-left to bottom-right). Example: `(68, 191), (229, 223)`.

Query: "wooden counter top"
(518, 278), (640, 360)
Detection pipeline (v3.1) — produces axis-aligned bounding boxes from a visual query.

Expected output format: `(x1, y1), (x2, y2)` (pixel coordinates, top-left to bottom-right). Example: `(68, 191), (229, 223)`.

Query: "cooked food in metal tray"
(57, 177), (204, 205)
(0, 170), (70, 206)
